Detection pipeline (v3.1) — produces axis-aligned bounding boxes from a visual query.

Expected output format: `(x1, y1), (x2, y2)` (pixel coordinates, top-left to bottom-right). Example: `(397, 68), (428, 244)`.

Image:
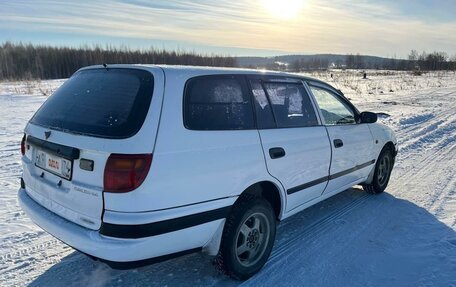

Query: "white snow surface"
(0, 71), (455, 286)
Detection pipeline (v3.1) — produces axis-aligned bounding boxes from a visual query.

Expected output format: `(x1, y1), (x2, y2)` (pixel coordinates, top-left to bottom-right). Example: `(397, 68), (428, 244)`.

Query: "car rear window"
(184, 75), (255, 130)
(30, 68), (154, 138)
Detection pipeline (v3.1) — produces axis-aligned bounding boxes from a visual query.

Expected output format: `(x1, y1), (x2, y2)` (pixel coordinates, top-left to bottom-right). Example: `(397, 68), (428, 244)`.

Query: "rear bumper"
(18, 188), (226, 262)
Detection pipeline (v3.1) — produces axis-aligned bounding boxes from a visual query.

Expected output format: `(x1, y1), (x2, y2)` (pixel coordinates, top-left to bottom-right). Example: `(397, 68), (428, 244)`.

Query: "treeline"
(407, 50), (455, 71)
(0, 42), (237, 80)
(287, 54), (391, 71)
(288, 51), (456, 72)
(1, 42), (455, 80)
(345, 51), (456, 71)
(290, 58), (329, 71)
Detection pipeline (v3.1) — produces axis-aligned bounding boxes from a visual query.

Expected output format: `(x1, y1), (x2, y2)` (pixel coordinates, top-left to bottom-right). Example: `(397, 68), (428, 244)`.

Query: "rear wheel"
(216, 195), (276, 280)
(364, 147), (394, 194)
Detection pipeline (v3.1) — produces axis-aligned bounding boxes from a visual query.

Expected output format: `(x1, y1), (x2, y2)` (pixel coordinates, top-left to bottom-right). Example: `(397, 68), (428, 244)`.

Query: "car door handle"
(333, 139), (344, 148)
(269, 147), (286, 159)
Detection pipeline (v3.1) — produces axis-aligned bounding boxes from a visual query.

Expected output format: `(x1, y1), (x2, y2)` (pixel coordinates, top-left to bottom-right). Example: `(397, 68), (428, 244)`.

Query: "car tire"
(216, 194), (276, 280)
(363, 146), (394, 194)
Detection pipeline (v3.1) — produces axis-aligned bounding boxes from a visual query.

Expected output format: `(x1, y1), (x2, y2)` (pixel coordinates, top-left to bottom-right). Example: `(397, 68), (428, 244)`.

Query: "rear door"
(308, 83), (375, 193)
(22, 67), (163, 229)
(249, 77), (331, 212)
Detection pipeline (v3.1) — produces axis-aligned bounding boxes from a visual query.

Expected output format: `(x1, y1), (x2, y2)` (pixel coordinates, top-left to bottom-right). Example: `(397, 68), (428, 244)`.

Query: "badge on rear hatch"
(44, 130), (51, 140)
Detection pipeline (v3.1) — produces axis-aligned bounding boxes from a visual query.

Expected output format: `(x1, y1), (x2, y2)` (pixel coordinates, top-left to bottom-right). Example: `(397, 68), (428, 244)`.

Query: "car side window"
(184, 75), (255, 130)
(262, 81), (318, 128)
(309, 86), (356, 125)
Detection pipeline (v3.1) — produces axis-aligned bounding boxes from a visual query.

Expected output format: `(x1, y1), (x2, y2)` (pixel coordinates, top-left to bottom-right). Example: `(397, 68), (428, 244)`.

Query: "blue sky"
(1, 0), (455, 57)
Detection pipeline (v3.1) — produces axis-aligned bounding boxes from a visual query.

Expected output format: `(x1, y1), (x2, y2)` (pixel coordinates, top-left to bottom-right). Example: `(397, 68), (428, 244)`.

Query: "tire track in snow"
(0, 236), (72, 285)
(269, 193), (369, 262)
(397, 105), (455, 156)
(387, 91), (456, 226)
(0, 238), (62, 263)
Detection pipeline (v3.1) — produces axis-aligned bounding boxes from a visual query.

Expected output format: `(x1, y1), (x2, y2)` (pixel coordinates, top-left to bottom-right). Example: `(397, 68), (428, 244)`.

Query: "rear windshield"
(30, 68), (154, 138)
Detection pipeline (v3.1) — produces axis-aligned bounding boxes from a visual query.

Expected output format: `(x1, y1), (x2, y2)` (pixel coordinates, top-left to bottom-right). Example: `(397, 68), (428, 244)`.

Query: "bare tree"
(408, 50), (418, 70)
(345, 54), (355, 69)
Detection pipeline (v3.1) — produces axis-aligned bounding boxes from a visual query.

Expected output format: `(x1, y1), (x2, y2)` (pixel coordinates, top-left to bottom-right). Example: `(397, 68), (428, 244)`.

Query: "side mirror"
(359, 111), (377, 123)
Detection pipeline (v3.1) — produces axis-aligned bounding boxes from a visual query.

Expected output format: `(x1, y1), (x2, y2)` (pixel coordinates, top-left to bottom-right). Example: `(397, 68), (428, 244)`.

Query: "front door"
(308, 83), (375, 194)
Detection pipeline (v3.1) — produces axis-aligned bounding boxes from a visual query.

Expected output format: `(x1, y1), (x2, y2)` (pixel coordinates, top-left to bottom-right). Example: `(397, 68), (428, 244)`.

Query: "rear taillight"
(21, 134), (26, 155)
(103, 154), (152, 193)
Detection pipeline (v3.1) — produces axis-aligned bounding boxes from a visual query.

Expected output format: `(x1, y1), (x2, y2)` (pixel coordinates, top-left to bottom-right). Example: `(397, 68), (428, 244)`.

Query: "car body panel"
(258, 126), (331, 211)
(368, 122), (398, 155)
(324, 124), (375, 193)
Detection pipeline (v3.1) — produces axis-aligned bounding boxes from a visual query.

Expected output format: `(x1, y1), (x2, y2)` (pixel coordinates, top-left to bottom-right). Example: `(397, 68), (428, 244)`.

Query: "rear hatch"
(21, 67), (160, 230)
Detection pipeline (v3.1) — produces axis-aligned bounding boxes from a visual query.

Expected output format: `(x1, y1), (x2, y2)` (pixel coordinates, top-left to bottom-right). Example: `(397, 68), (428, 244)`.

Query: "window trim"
(302, 81), (325, 126)
(244, 76), (265, 129)
(182, 74), (257, 131)
(307, 81), (360, 126)
(182, 74), (353, 131)
(247, 75), (323, 130)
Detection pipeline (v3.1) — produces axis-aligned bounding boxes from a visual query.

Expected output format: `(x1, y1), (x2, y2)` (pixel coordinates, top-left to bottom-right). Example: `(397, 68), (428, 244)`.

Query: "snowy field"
(0, 71), (455, 286)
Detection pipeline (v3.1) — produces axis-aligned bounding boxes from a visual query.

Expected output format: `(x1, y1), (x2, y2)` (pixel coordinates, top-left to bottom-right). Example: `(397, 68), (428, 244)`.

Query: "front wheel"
(363, 147), (394, 194)
(216, 195), (276, 280)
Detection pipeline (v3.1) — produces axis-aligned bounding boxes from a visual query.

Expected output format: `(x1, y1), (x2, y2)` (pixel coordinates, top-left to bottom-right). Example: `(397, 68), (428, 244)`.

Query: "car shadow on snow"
(30, 188), (456, 287)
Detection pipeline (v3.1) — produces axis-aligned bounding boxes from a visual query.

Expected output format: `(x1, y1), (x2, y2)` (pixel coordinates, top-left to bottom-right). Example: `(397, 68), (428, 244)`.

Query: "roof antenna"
(102, 63), (108, 70)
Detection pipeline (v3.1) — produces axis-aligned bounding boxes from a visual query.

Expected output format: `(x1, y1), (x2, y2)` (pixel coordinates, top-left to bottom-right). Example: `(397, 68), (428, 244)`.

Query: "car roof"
(78, 64), (336, 91)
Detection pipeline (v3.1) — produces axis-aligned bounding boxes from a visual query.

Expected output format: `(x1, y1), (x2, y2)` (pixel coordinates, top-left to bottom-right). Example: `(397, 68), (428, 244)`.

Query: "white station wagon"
(18, 65), (397, 280)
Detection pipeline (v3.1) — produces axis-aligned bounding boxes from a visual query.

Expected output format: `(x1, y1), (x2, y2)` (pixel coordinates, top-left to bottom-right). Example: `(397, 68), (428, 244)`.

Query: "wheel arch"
(203, 180), (284, 256)
(236, 180), (286, 221)
(384, 141), (397, 157)
(365, 141), (396, 185)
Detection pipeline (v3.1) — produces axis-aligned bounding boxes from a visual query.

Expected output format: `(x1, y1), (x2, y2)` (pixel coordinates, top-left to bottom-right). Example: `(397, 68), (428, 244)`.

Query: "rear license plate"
(35, 149), (73, 180)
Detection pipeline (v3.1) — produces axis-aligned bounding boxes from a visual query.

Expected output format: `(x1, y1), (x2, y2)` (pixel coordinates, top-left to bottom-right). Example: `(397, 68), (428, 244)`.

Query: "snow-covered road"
(0, 72), (455, 286)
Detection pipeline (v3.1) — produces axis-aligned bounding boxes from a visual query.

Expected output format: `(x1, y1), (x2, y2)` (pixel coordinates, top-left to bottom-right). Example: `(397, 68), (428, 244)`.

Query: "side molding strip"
(100, 206), (232, 239)
(287, 176), (328, 195)
(287, 159), (375, 195)
(328, 159), (376, 180)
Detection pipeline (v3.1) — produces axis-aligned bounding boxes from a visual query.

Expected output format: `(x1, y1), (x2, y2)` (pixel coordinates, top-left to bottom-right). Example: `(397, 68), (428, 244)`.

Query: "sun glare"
(261, 0), (305, 19)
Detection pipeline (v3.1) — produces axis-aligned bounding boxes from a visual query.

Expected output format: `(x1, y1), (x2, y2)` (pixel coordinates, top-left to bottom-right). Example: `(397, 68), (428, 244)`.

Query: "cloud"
(0, 0), (455, 57)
